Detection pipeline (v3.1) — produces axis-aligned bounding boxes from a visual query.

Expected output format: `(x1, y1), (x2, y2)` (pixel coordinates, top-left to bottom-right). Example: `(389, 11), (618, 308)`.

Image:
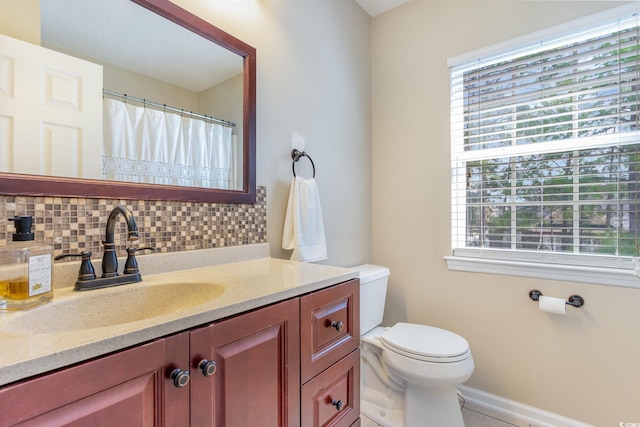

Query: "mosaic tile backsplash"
(0, 186), (267, 259)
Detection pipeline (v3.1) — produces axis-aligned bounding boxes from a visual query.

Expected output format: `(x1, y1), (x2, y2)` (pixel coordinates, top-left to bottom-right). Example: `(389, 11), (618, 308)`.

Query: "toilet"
(355, 264), (474, 427)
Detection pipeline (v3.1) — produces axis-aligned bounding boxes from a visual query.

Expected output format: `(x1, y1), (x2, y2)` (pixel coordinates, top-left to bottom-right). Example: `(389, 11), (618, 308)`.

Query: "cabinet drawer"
(300, 279), (360, 382)
(301, 349), (360, 427)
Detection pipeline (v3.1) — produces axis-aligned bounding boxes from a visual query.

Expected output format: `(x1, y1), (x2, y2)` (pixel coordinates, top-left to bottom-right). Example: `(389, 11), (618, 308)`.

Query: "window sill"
(444, 255), (640, 289)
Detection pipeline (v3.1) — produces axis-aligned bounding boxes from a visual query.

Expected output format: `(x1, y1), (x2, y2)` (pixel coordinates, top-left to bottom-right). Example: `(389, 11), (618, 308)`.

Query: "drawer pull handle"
(331, 399), (344, 411)
(198, 359), (217, 377)
(330, 321), (344, 332)
(170, 368), (191, 388)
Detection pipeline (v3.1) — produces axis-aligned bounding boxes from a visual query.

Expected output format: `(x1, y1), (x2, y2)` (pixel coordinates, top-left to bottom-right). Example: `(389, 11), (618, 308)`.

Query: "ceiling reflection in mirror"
(39, 0), (244, 191)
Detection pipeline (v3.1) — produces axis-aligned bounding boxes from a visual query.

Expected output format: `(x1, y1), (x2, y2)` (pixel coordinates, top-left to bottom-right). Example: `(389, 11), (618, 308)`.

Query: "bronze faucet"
(55, 205), (154, 290)
(102, 205), (139, 278)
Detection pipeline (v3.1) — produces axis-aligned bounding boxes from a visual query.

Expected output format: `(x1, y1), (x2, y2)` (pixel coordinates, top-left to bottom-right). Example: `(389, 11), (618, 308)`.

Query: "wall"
(198, 73), (244, 164)
(103, 62), (199, 112)
(171, 0), (373, 266)
(0, 0), (39, 45)
(372, 1), (639, 426)
(0, 0), (373, 268)
(198, 73), (243, 134)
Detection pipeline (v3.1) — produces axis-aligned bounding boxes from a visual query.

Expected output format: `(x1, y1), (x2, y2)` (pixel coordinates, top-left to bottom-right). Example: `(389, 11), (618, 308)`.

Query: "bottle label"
(28, 254), (52, 297)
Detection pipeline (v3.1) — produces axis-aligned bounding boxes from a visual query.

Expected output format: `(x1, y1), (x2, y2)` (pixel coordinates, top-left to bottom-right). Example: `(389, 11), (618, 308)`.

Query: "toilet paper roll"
(539, 295), (566, 315)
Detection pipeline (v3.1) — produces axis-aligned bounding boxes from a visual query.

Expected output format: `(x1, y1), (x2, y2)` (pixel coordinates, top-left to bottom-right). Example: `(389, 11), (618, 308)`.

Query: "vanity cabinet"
(0, 279), (359, 427)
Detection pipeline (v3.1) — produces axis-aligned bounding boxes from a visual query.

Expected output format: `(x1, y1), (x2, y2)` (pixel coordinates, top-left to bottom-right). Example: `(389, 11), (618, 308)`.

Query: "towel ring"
(291, 149), (316, 178)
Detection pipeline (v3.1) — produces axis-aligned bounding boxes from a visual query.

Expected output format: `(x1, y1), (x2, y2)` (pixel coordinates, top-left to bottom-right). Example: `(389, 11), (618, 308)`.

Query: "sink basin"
(1, 281), (225, 334)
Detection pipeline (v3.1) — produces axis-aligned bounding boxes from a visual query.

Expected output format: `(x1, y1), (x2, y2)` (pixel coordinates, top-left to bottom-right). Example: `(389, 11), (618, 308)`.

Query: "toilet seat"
(380, 322), (470, 363)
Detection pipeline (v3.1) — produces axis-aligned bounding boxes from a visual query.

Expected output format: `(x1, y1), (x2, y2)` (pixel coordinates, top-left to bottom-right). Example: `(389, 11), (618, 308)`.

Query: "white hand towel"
(282, 176), (327, 262)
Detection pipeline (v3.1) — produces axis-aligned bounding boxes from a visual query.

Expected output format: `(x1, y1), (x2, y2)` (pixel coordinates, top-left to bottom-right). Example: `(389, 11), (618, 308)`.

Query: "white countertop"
(0, 245), (357, 387)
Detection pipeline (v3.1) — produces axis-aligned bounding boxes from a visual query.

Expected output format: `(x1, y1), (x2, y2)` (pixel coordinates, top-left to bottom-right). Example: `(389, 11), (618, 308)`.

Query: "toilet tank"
(353, 264), (390, 335)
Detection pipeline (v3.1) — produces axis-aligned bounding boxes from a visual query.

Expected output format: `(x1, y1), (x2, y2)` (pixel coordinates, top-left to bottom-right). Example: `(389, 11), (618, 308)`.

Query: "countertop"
(0, 245), (357, 387)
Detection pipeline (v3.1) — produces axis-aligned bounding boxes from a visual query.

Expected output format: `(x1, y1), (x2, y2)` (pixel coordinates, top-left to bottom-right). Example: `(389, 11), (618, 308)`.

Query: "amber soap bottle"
(0, 216), (53, 310)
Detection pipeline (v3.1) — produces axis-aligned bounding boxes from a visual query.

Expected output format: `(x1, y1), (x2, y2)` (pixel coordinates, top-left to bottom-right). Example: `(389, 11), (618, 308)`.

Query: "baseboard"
(458, 386), (595, 427)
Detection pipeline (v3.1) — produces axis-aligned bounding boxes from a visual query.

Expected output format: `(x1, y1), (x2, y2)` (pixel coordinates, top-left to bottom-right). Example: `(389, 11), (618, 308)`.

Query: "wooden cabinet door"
(0, 332), (190, 427)
(190, 298), (301, 427)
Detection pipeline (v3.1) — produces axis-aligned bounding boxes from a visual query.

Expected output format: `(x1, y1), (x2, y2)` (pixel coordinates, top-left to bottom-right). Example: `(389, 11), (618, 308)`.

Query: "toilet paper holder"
(529, 290), (585, 308)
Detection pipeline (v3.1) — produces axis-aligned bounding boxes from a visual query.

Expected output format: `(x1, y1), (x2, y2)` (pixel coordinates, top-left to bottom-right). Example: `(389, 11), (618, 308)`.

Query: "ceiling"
(355, 0), (411, 17)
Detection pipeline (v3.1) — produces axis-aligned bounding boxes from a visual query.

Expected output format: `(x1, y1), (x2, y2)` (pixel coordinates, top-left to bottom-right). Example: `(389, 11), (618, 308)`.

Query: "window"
(447, 5), (640, 287)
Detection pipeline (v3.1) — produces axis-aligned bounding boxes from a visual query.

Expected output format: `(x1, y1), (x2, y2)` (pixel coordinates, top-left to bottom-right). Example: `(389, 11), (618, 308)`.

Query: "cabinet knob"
(331, 399), (344, 411)
(330, 321), (344, 332)
(198, 359), (217, 377)
(170, 368), (191, 388)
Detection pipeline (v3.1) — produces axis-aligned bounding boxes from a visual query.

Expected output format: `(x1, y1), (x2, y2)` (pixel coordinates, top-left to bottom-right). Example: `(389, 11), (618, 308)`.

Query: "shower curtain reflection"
(102, 98), (235, 189)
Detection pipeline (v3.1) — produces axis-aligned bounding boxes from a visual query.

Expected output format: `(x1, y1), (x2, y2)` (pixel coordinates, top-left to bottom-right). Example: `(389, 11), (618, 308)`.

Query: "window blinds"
(450, 10), (640, 266)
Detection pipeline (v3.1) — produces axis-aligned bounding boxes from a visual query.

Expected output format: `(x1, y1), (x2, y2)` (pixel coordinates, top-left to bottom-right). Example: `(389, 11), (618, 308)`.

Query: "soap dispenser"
(0, 216), (54, 310)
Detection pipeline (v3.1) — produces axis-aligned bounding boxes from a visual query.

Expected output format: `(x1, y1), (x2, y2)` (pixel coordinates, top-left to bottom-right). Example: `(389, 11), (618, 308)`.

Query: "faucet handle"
(54, 251), (97, 281)
(123, 247), (156, 275)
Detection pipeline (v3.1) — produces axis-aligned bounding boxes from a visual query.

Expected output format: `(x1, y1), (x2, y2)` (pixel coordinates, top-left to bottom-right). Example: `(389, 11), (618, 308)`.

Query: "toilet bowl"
(355, 264), (474, 427)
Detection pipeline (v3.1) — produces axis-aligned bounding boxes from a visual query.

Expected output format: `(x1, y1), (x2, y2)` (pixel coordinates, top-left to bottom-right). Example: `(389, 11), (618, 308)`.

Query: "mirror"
(0, 0), (256, 203)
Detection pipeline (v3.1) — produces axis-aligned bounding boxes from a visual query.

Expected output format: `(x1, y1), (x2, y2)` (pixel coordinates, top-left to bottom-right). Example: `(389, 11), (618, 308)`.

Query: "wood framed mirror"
(0, 0), (256, 204)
